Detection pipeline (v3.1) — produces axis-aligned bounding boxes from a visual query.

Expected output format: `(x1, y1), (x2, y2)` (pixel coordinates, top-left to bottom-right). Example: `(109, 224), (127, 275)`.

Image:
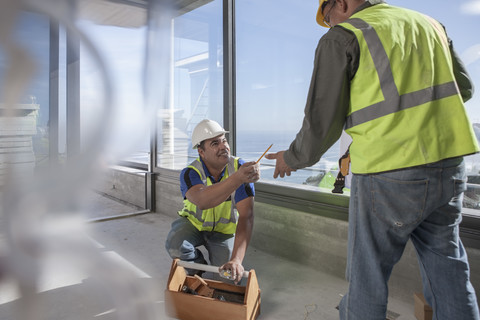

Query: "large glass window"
(156, 0), (224, 170)
(235, 0), (345, 192)
(79, 21), (148, 165)
(0, 12), (50, 179)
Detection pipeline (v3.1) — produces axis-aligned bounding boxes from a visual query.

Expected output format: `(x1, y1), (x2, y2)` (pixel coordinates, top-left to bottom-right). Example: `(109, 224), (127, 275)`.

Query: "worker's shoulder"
(320, 26), (357, 47)
(180, 166), (201, 180)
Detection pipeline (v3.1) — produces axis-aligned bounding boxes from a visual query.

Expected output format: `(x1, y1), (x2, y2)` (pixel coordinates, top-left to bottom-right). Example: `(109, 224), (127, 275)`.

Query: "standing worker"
(165, 119), (259, 284)
(265, 0), (480, 319)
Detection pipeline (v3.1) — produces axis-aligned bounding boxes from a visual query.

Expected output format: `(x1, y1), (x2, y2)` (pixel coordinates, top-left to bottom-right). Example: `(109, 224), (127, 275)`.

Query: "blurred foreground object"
(0, 0), (175, 319)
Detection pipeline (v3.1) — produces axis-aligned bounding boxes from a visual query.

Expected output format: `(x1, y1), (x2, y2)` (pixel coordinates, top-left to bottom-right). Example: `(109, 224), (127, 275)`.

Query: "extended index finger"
(264, 152), (277, 160)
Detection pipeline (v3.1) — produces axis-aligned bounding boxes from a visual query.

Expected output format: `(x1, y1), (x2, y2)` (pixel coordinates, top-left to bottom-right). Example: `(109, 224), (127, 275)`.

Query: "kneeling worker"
(165, 119), (260, 284)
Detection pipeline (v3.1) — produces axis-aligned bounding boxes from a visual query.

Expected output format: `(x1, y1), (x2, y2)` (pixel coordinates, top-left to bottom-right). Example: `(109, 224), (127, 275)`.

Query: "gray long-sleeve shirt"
(283, 2), (474, 170)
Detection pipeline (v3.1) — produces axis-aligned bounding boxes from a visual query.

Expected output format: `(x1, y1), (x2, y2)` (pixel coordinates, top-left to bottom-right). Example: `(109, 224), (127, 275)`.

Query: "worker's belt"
(332, 146), (351, 194)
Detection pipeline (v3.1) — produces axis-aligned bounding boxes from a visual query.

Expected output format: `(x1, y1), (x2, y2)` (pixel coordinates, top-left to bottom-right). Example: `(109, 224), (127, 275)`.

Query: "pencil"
(256, 144), (273, 163)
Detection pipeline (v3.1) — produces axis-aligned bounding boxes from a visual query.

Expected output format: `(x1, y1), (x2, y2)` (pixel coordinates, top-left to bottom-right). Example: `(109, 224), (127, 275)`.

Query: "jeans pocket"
(453, 178), (467, 195)
(371, 174), (428, 229)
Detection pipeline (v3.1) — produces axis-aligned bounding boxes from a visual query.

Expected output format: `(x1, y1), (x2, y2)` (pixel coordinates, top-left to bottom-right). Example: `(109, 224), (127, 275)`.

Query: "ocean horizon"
(235, 130), (343, 185)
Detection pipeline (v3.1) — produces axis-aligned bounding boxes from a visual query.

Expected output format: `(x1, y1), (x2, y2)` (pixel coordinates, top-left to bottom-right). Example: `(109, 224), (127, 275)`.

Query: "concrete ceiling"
(78, 0), (213, 28)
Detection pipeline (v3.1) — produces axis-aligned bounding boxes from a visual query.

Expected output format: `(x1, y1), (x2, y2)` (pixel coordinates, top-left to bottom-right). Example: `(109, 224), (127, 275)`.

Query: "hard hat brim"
(316, 0), (332, 28)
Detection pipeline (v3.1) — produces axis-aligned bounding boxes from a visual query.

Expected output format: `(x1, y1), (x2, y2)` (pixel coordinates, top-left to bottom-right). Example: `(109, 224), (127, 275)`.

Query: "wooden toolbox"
(414, 292), (432, 320)
(165, 259), (261, 320)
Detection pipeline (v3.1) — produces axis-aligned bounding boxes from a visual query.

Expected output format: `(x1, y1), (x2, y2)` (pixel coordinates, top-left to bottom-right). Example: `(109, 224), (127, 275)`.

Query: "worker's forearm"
(284, 34), (351, 169)
(230, 214), (254, 264)
(192, 172), (244, 209)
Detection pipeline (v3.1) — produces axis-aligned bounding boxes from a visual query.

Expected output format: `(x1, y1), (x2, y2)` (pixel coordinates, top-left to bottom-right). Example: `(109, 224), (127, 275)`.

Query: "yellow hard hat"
(316, 0), (331, 28)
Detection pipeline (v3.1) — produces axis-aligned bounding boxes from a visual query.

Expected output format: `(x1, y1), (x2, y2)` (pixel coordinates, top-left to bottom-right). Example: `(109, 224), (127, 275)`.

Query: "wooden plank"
(165, 291), (247, 320)
(203, 279), (246, 294)
(244, 270), (261, 320)
(192, 275), (215, 297)
(167, 259), (187, 292)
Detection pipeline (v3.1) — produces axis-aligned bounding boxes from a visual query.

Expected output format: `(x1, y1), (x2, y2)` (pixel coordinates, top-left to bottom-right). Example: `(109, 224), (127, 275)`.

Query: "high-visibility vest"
(178, 157), (239, 234)
(339, 4), (478, 174)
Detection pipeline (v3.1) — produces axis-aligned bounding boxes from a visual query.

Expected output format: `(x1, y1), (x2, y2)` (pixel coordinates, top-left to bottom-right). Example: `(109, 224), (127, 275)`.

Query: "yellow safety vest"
(178, 157), (239, 234)
(339, 4), (478, 174)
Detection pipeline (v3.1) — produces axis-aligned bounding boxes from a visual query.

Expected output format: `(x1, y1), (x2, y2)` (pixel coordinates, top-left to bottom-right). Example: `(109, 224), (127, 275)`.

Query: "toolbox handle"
(177, 260), (250, 279)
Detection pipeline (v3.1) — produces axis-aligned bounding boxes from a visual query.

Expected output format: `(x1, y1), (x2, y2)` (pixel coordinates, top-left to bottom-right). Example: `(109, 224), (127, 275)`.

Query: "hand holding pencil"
(239, 144), (275, 183)
(238, 161), (260, 183)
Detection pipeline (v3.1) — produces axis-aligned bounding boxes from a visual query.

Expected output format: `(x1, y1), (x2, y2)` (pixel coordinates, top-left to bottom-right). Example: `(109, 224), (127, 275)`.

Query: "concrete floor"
(0, 191), (417, 320)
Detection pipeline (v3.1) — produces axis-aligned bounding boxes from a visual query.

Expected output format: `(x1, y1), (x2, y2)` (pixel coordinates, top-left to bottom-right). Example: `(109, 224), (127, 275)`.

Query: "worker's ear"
(337, 0), (348, 14)
(197, 147), (205, 160)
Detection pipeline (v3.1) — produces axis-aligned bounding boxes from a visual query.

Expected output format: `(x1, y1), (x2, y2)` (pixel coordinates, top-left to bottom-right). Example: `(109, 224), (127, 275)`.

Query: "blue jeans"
(165, 217), (234, 280)
(339, 157), (479, 320)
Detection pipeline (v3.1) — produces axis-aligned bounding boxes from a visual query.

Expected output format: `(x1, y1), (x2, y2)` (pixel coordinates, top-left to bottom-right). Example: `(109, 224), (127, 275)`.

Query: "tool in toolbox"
(177, 260), (250, 280)
(182, 274), (215, 297)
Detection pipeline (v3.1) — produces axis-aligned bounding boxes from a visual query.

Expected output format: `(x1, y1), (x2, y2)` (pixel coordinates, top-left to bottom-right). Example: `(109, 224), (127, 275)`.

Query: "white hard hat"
(191, 119), (229, 149)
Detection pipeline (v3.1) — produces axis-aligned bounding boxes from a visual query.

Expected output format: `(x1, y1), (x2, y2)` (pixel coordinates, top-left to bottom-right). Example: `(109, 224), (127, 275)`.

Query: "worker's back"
(341, 4), (479, 174)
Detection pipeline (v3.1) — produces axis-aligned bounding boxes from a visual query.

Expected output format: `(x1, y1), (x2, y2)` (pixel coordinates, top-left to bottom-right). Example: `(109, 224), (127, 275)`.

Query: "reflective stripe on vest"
(179, 157), (239, 234)
(344, 18), (458, 130)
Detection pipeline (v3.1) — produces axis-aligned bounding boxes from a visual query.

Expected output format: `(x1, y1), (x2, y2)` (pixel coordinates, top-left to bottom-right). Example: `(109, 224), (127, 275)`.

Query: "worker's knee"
(179, 240), (197, 260)
(166, 239), (202, 261)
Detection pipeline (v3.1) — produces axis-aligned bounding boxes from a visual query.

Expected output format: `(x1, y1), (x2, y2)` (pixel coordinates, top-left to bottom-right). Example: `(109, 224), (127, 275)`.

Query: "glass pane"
(156, 0), (223, 170)
(79, 21), (149, 165)
(235, 0), (344, 192)
(0, 12), (50, 181)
